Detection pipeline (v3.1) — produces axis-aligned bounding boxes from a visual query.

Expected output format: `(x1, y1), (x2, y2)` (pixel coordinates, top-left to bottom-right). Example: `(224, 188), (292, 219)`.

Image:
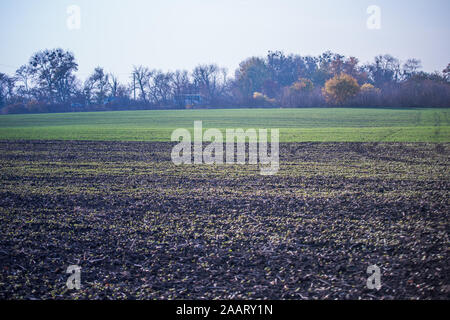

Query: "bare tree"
(171, 70), (191, 107)
(0, 73), (15, 106)
(442, 63), (450, 82)
(192, 64), (227, 104)
(366, 55), (401, 86)
(84, 67), (110, 105)
(402, 59), (422, 80)
(149, 71), (173, 105)
(132, 66), (152, 104)
(15, 65), (32, 101)
(108, 73), (120, 98)
(28, 48), (78, 104)
(172, 70), (190, 94)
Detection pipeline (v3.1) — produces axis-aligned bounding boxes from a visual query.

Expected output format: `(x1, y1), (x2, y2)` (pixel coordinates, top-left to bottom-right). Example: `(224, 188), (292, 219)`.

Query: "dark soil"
(0, 141), (448, 299)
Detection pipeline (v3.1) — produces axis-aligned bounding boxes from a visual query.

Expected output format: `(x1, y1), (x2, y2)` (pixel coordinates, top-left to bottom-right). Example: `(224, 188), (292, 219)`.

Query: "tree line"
(0, 48), (449, 114)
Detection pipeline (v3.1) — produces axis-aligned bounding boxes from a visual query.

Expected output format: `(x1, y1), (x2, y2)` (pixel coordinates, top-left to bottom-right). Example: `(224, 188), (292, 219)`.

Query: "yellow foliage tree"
(361, 83), (380, 93)
(253, 92), (276, 105)
(322, 73), (360, 105)
(290, 78), (314, 93)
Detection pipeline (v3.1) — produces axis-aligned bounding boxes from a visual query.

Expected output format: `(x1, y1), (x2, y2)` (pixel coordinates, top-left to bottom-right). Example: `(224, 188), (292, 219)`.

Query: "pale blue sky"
(0, 0), (449, 82)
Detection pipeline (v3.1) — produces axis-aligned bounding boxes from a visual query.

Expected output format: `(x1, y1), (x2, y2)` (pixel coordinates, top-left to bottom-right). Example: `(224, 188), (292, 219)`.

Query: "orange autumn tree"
(322, 73), (360, 105)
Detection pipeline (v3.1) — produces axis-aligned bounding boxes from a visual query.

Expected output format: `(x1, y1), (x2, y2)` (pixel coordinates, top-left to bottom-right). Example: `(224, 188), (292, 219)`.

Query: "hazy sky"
(0, 0), (449, 82)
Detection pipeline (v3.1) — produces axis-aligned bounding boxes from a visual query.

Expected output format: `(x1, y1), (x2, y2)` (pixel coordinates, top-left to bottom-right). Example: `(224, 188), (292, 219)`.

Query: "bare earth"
(0, 141), (448, 299)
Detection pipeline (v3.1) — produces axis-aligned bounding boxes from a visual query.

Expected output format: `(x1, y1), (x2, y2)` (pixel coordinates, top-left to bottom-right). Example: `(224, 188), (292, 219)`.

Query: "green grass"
(0, 108), (448, 142)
